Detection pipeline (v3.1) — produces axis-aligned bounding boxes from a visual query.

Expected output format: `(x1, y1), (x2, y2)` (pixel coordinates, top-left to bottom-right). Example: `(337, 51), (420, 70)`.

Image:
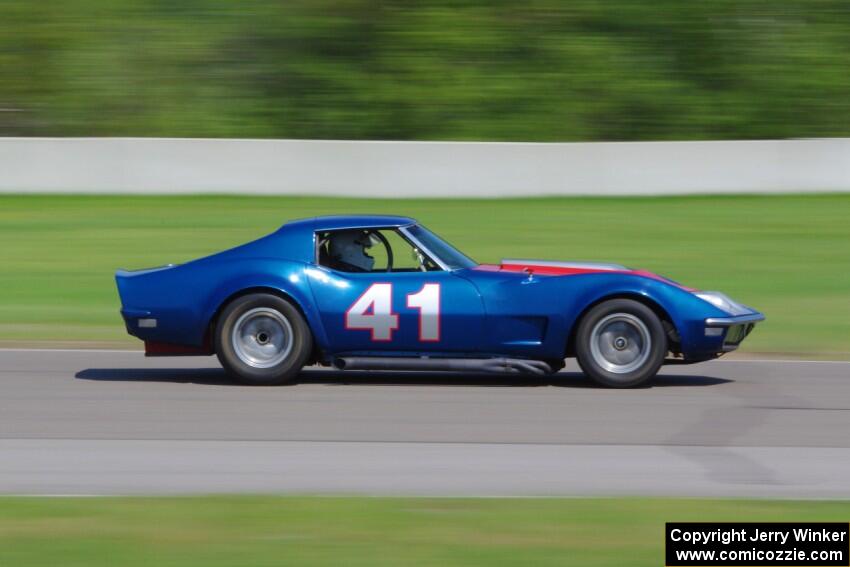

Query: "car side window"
(317, 228), (441, 273)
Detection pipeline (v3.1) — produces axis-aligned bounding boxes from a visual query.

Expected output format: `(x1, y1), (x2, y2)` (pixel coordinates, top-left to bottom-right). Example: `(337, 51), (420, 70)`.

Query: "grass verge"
(2, 496), (849, 567)
(1, 194), (848, 355)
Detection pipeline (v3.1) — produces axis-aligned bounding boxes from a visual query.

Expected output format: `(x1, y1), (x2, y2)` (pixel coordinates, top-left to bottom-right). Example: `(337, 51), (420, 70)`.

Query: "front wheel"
(215, 293), (312, 385)
(575, 299), (667, 388)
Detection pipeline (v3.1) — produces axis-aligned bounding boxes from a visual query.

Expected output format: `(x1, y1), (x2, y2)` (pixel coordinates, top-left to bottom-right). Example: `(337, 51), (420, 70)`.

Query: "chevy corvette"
(116, 215), (764, 387)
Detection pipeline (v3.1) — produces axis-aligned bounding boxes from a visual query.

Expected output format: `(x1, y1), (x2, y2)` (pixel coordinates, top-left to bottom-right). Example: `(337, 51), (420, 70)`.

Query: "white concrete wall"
(1, 137), (848, 196)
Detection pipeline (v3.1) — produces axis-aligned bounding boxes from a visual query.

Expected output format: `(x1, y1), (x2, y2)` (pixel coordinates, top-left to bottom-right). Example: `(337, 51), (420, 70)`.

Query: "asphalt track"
(1, 349), (849, 498)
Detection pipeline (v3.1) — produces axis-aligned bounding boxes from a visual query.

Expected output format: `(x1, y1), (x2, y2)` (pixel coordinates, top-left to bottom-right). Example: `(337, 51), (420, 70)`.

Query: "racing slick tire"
(575, 299), (667, 388)
(215, 293), (312, 385)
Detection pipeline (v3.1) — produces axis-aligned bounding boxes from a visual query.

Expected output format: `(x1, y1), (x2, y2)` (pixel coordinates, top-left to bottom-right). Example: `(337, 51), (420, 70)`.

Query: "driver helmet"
(329, 230), (375, 271)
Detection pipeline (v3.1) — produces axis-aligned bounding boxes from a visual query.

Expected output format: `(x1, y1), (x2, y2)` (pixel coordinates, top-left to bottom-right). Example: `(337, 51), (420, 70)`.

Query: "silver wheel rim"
(231, 307), (294, 369)
(589, 313), (651, 374)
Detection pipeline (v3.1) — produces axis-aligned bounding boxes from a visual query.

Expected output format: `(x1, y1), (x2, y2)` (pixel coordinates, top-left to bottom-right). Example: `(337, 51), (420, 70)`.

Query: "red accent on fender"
(474, 262), (694, 291)
(491, 263), (609, 276)
(145, 341), (213, 357)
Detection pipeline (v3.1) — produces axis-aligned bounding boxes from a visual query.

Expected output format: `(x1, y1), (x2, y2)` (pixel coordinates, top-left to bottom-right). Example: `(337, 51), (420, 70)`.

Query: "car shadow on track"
(75, 367), (237, 386)
(75, 367), (732, 388)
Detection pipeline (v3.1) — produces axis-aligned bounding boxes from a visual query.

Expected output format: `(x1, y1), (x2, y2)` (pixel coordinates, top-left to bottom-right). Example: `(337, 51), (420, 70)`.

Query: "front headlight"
(694, 291), (751, 316)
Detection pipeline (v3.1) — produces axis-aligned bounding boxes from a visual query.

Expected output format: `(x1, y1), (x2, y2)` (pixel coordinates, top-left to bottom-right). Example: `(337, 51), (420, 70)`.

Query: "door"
(307, 228), (484, 354)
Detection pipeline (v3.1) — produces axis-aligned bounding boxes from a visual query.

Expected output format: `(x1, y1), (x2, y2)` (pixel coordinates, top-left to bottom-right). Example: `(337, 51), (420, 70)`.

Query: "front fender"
(462, 269), (729, 358)
(556, 273), (730, 354)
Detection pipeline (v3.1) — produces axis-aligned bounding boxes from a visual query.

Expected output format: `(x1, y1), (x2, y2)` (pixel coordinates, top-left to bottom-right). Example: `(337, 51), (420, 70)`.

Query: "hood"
(474, 258), (693, 290)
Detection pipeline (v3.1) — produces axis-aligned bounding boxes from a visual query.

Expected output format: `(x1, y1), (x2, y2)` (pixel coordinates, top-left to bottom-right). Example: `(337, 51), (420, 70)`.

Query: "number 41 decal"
(345, 283), (440, 342)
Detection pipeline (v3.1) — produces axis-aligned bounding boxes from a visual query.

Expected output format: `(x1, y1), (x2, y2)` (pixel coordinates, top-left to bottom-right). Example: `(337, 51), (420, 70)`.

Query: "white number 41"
(345, 283), (440, 342)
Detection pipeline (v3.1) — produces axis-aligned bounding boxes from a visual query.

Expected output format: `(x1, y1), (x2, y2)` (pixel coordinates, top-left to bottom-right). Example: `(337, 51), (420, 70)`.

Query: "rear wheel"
(215, 293), (312, 385)
(575, 299), (667, 388)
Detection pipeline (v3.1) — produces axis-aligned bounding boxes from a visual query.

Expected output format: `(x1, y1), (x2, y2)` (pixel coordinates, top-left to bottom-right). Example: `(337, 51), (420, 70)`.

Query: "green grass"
(1, 194), (848, 355)
(1, 496), (848, 567)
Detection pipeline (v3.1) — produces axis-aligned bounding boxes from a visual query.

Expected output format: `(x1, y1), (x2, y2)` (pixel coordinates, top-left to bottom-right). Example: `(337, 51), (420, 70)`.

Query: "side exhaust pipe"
(333, 356), (553, 375)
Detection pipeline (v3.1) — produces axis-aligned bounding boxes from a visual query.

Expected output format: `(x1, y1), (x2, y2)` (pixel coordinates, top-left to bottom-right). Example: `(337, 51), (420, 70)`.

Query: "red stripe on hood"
(474, 262), (694, 291)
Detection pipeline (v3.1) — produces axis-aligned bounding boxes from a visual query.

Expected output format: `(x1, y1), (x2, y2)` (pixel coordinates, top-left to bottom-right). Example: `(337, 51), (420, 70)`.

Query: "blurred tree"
(1, 0), (849, 140)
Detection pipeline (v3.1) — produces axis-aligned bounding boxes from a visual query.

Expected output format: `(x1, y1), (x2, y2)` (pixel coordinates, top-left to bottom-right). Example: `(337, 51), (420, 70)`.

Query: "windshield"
(404, 224), (477, 270)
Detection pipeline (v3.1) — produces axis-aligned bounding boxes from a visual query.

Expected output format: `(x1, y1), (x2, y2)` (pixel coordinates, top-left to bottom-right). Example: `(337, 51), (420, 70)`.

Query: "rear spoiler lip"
(116, 264), (178, 277)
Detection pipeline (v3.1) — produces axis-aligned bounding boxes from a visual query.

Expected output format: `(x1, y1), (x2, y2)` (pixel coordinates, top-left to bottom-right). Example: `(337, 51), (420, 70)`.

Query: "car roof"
(279, 215), (417, 232)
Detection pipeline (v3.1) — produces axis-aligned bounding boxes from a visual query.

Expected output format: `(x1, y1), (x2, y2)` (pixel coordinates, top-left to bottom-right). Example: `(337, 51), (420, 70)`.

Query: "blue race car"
(116, 215), (764, 387)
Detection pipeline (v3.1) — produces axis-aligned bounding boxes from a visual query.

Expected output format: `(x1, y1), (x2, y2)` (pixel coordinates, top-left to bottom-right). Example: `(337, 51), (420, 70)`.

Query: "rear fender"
(201, 264), (330, 353)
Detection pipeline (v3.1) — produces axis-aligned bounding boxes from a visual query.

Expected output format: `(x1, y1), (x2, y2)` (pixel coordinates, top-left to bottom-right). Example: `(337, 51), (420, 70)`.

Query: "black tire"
(215, 293), (312, 385)
(574, 299), (667, 388)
